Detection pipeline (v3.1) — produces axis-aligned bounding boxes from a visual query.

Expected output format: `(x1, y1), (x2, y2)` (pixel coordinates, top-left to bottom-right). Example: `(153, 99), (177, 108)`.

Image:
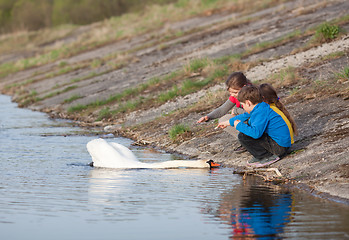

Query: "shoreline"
(1, 90), (349, 206)
(77, 111), (349, 205)
(122, 129), (349, 206)
(1, 0), (348, 204)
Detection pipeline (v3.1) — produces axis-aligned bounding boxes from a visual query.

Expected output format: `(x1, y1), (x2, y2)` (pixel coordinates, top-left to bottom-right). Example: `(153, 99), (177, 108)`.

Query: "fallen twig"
(235, 167), (282, 177)
(235, 167), (284, 182)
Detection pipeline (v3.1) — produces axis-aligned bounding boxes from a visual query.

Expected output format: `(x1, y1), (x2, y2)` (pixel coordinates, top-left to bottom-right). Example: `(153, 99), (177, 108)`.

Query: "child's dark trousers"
(238, 132), (289, 160)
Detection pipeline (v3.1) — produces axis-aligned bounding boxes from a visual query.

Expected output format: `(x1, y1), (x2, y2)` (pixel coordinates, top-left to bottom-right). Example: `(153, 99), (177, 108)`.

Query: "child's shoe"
(246, 157), (260, 166)
(234, 144), (247, 153)
(254, 155), (280, 168)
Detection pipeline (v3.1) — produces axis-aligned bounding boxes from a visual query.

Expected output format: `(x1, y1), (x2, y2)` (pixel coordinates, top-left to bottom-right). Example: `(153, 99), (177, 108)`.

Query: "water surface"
(0, 94), (348, 240)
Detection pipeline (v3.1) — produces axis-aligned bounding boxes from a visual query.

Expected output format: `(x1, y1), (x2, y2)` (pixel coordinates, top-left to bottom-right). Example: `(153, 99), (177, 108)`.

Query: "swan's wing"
(86, 138), (146, 168)
(86, 138), (120, 168)
(109, 142), (138, 162)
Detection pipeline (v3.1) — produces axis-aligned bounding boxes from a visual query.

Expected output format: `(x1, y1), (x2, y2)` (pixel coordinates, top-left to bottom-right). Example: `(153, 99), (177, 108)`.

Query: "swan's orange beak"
(206, 160), (221, 168)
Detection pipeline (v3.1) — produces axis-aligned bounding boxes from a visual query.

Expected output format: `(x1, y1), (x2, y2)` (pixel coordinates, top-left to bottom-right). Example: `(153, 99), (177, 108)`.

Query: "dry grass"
(282, 64), (349, 105)
(193, 88), (228, 113)
(0, 0), (288, 77)
(0, 24), (77, 55)
(6, 0), (347, 124)
(266, 66), (304, 89)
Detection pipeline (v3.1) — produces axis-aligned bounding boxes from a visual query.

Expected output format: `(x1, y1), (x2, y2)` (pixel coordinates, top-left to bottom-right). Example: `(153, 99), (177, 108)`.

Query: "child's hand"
(233, 120), (241, 128)
(217, 120), (230, 129)
(197, 116), (209, 123)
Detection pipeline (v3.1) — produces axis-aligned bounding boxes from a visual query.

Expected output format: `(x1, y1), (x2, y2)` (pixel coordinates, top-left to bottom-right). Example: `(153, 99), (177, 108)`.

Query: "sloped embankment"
(123, 35), (349, 202)
(0, 0), (348, 202)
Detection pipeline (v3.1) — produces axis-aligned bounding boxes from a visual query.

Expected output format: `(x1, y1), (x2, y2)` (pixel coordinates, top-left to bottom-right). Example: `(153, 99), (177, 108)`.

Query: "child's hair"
(237, 85), (262, 104)
(259, 83), (298, 135)
(225, 72), (251, 90)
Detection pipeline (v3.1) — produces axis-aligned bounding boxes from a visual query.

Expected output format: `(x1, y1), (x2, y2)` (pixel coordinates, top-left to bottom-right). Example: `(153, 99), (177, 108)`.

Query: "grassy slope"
(0, 0), (349, 200)
(0, 0), (348, 131)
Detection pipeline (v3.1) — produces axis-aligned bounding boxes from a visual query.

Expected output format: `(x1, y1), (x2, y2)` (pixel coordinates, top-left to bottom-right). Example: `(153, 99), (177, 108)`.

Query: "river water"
(0, 94), (348, 240)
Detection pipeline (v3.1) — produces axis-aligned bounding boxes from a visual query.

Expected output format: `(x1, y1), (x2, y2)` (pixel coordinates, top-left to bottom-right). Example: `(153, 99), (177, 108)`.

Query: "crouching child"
(217, 85), (291, 168)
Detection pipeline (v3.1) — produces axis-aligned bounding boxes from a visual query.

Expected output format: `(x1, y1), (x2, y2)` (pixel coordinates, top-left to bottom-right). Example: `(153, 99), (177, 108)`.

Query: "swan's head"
(206, 160), (221, 169)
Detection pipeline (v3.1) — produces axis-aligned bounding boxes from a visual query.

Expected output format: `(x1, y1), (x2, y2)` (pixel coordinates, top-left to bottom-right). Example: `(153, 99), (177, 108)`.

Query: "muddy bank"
(118, 55), (349, 202)
(0, 0), (348, 203)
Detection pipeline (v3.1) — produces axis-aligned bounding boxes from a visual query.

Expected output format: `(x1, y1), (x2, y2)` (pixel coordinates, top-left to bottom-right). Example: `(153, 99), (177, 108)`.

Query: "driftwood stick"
(264, 168), (282, 177)
(235, 168), (282, 177)
(255, 174), (268, 181)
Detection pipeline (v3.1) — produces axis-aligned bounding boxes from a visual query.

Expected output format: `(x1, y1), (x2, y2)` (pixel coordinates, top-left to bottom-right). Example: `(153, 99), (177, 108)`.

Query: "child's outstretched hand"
(216, 120), (230, 129)
(197, 116), (209, 123)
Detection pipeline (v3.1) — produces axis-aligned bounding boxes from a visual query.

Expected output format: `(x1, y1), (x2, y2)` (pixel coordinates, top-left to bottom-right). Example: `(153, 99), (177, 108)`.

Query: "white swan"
(86, 138), (218, 169)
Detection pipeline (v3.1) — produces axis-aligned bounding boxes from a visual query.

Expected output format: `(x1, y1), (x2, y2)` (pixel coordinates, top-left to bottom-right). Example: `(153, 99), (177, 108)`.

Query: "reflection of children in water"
(215, 177), (293, 239)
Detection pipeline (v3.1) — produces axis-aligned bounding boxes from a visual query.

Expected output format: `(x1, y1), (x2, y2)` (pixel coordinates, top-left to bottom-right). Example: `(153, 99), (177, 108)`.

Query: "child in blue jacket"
(217, 85), (291, 168)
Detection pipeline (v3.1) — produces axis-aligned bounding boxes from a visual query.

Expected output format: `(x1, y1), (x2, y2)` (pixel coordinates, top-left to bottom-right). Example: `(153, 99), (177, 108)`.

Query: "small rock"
(104, 124), (122, 132)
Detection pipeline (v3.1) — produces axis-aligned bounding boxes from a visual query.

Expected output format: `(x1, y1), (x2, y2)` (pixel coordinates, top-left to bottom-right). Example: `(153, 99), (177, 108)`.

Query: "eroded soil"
(1, 0), (348, 203)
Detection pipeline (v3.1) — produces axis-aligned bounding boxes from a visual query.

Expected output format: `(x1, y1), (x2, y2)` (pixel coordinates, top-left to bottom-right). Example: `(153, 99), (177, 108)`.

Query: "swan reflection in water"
(204, 176), (293, 239)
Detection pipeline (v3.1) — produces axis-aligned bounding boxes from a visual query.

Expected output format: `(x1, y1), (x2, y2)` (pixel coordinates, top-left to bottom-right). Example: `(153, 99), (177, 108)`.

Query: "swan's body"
(86, 138), (210, 169)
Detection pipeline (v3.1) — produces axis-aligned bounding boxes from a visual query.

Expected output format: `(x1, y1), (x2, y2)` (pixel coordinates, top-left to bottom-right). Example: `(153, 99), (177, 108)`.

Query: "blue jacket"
(229, 102), (291, 147)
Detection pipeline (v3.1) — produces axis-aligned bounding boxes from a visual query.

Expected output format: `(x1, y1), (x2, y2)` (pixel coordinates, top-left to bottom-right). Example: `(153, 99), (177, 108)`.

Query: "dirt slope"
(1, 0), (347, 111)
(0, 0), (348, 203)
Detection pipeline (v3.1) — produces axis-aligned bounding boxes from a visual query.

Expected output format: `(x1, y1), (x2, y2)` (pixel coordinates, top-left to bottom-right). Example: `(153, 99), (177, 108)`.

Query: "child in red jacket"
(197, 72), (250, 153)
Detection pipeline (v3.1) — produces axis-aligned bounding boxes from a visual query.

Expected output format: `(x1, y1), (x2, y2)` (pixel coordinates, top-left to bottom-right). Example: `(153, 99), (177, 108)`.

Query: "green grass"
(168, 124), (191, 140)
(0, 43), (93, 78)
(69, 72), (177, 113)
(66, 71), (216, 115)
(211, 66), (228, 78)
(321, 51), (346, 61)
(334, 66), (349, 81)
(0, 62), (17, 78)
(64, 55), (229, 115)
(70, 71), (99, 84)
(36, 85), (79, 102)
(163, 71), (180, 81)
(97, 107), (112, 121)
(64, 94), (82, 103)
(185, 58), (210, 73)
(90, 59), (103, 68)
(157, 77), (215, 103)
(17, 90), (38, 107)
(115, 98), (144, 113)
(45, 65), (74, 78)
(67, 104), (88, 113)
(10, 23), (305, 116)
(213, 54), (242, 65)
(267, 66), (302, 88)
(289, 86), (300, 96)
(0, 0), (245, 78)
(59, 61), (68, 67)
(158, 85), (180, 102)
(67, 81), (151, 113)
(22, 16), (346, 118)
(182, 78), (212, 91)
(89, 71), (219, 114)
(244, 30), (302, 56)
(311, 22), (340, 43)
(287, 65), (347, 100)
